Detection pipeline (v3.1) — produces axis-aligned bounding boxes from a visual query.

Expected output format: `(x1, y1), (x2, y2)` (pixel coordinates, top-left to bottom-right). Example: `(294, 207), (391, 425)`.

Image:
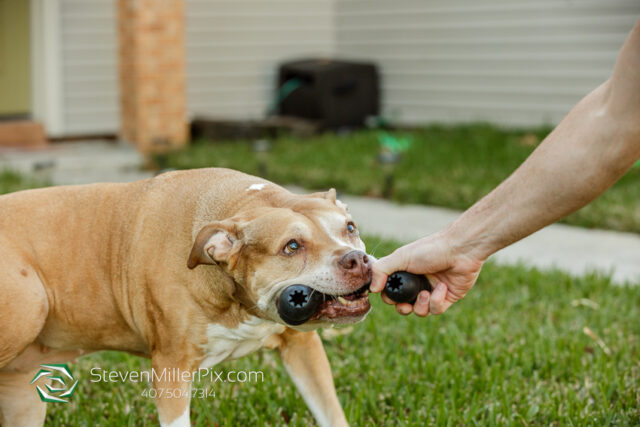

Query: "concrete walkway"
(2, 141), (638, 285)
(0, 141), (152, 185)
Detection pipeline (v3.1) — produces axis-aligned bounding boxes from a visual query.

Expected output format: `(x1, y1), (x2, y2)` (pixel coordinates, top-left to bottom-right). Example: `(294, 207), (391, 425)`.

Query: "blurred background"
(0, 0), (638, 147)
(1, 0), (639, 234)
(1, 2), (639, 425)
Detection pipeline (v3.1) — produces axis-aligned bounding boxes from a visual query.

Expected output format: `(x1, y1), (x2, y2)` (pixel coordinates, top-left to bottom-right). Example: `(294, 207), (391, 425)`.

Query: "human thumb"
(370, 248), (410, 293)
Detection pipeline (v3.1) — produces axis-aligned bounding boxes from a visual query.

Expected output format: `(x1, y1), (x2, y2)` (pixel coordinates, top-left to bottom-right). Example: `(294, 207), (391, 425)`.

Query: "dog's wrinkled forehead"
(288, 194), (354, 237)
(243, 200), (353, 250)
(309, 210), (353, 245)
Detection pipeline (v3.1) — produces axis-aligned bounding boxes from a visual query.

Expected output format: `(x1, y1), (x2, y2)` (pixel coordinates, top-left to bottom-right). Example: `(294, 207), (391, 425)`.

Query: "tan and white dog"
(0, 168), (374, 426)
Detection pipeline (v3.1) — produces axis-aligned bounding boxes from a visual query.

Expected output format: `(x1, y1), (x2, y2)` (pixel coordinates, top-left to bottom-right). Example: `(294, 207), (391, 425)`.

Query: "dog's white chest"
(200, 316), (285, 369)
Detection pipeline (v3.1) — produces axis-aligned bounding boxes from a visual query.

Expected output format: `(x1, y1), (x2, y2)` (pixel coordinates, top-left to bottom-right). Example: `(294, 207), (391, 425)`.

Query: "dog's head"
(188, 188), (372, 330)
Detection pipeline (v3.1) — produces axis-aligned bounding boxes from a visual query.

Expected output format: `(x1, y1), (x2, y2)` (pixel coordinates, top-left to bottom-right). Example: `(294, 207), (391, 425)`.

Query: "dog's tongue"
(310, 295), (370, 320)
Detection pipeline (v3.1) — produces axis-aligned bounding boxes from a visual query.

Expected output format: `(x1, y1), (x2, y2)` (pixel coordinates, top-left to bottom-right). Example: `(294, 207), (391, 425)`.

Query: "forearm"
(447, 22), (640, 261)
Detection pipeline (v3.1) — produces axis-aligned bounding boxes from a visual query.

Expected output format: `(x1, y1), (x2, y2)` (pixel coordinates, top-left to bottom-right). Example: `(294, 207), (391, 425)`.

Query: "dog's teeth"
(364, 290), (369, 296)
(338, 296), (348, 305)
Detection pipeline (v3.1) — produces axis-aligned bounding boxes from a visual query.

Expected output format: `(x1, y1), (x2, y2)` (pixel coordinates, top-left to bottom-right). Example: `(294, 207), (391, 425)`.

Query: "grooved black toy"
(384, 271), (432, 304)
(277, 284), (323, 326)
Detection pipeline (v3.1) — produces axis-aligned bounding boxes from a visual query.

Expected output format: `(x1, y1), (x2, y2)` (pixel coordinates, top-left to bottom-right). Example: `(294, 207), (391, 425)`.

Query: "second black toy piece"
(383, 271), (432, 304)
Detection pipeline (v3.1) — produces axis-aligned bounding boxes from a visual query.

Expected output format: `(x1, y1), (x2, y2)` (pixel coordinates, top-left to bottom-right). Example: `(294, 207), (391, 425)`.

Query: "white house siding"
(59, 0), (119, 135)
(53, 1), (640, 135)
(335, 0), (640, 127)
(185, 0), (335, 120)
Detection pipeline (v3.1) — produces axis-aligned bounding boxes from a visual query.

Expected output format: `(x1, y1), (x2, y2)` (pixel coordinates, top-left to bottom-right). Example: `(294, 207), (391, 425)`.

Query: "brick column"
(118, 0), (189, 153)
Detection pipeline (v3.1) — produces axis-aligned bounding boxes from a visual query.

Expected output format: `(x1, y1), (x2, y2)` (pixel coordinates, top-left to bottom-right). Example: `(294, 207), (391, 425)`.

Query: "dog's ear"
(188, 221), (243, 269)
(306, 188), (348, 211)
(307, 188), (337, 203)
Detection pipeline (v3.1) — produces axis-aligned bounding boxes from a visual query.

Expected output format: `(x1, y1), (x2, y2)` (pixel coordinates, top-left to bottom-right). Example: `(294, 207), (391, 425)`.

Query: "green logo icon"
(30, 364), (78, 403)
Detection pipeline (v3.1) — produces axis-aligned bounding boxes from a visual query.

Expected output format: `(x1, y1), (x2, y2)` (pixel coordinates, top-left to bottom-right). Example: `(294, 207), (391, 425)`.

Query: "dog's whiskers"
(368, 239), (384, 258)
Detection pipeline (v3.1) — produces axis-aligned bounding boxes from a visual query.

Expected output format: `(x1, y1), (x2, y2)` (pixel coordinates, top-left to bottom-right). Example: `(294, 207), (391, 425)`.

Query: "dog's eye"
(284, 240), (300, 255)
(347, 222), (357, 234)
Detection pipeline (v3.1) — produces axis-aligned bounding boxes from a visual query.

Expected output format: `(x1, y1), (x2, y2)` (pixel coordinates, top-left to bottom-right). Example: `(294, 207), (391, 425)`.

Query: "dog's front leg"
(277, 329), (348, 427)
(151, 354), (193, 427)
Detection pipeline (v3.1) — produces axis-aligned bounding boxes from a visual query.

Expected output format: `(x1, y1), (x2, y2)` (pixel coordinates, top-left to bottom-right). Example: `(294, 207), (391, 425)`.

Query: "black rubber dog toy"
(384, 271), (432, 304)
(277, 284), (323, 326)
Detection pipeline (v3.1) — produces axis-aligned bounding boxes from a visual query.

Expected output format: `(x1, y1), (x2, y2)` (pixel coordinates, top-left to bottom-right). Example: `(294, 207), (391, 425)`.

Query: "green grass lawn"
(46, 237), (639, 426)
(1, 152), (636, 425)
(161, 124), (640, 234)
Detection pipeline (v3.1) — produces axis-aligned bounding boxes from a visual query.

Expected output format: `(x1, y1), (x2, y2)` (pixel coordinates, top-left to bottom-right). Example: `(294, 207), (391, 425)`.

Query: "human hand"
(370, 231), (484, 316)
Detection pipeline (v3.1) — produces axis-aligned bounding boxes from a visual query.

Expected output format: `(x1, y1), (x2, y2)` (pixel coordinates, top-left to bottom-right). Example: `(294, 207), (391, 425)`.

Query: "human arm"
(371, 20), (640, 316)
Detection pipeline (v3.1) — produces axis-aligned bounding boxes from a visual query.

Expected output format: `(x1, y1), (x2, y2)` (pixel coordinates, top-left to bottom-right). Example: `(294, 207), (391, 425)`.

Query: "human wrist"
(443, 214), (496, 264)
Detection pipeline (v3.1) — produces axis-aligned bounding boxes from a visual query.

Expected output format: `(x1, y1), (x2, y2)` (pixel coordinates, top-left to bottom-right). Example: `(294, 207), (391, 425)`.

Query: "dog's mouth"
(309, 282), (371, 321)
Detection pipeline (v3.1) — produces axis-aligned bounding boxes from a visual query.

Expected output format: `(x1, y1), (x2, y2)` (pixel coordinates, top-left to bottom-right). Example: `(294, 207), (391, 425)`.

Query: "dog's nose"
(338, 250), (370, 276)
